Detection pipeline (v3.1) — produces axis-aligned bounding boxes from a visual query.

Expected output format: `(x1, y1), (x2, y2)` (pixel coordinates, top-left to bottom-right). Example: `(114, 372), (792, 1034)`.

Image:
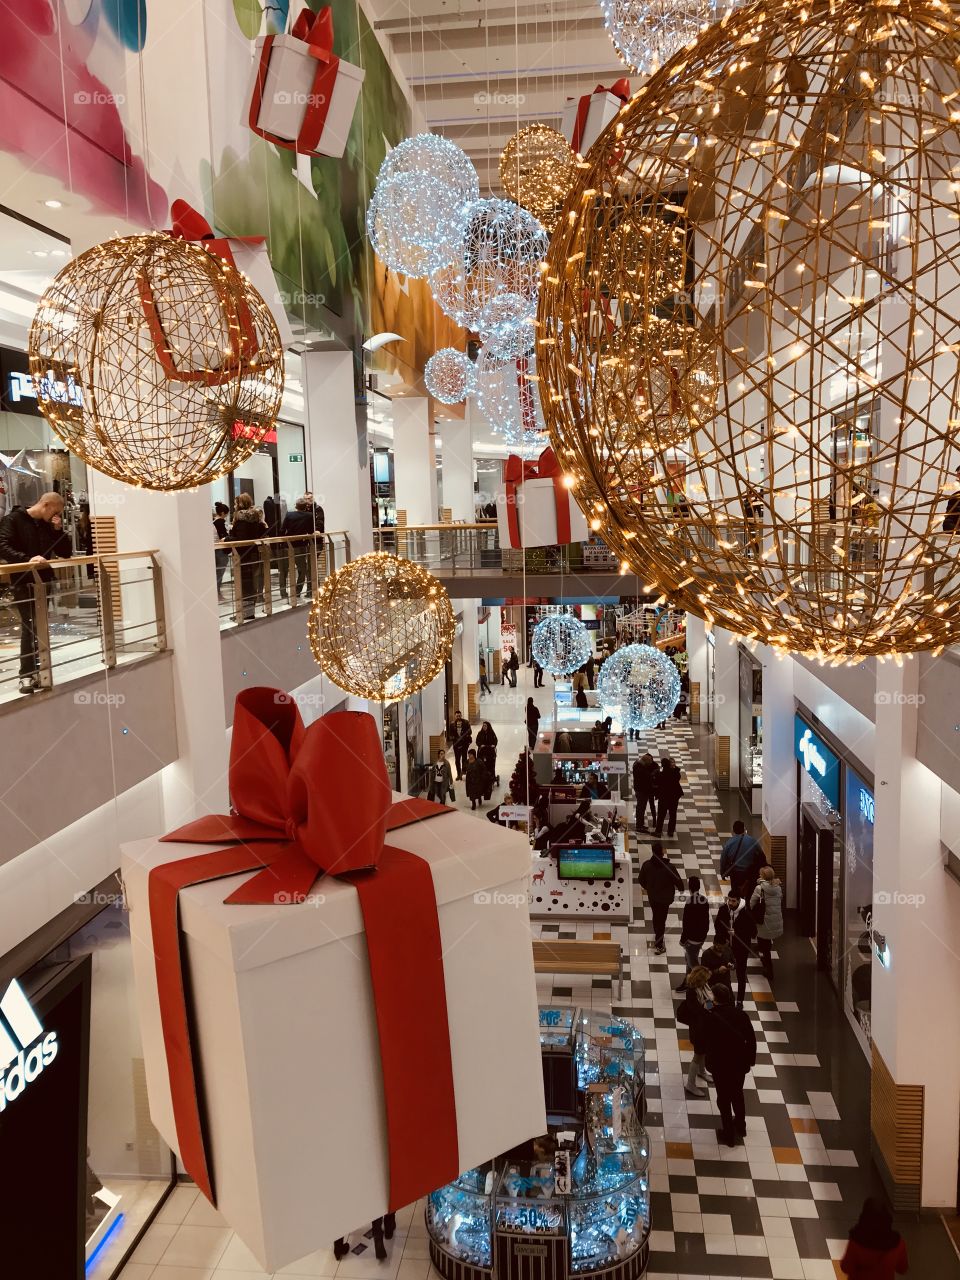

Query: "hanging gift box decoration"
(247, 5), (365, 160)
(560, 79), (630, 155)
(167, 199), (294, 347)
(495, 446), (589, 549)
(123, 688), (545, 1270)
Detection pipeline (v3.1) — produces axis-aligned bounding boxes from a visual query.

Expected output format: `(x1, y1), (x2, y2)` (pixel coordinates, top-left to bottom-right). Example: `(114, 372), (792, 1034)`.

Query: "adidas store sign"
(0, 979), (57, 1109)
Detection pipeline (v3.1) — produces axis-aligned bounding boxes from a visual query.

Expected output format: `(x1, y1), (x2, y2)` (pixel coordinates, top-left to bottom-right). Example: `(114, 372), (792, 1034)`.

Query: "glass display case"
(427, 1007), (650, 1280)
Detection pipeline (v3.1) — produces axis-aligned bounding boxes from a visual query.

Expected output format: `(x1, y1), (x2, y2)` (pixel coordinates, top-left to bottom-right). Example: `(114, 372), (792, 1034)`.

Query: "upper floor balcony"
(372, 523), (629, 598)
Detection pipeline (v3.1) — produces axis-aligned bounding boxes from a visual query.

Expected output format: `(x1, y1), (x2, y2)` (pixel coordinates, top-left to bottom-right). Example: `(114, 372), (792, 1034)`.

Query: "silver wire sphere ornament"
(429, 198), (548, 330)
(479, 292), (535, 361)
(599, 0), (713, 76)
(597, 644), (680, 732)
(472, 345), (546, 445)
(532, 614), (593, 677)
(366, 135), (479, 278)
(425, 348), (475, 405)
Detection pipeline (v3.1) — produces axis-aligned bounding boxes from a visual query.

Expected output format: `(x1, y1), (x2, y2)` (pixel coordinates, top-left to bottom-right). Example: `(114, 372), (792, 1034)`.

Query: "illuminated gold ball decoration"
(29, 234), (283, 490)
(538, 0), (960, 660)
(309, 553), (456, 702)
(499, 125), (578, 232)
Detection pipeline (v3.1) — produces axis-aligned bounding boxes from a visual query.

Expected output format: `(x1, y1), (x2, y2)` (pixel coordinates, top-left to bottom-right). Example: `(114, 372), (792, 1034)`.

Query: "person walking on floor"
(525, 696), (541, 751)
(585, 651), (595, 689)
(632, 752), (659, 833)
(720, 820), (765, 898)
(532, 658), (544, 688)
(428, 748), (454, 804)
(479, 655), (491, 697)
(463, 749), (490, 811)
(840, 1197), (909, 1278)
(476, 721), (499, 795)
(677, 966), (715, 1099)
(703, 983), (757, 1147)
(447, 710), (472, 780)
(677, 876), (710, 991)
(750, 865), (784, 984)
(655, 755), (684, 837)
(505, 646), (519, 687)
(638, 840), (683, 954)
(714, 892), (758, 1008)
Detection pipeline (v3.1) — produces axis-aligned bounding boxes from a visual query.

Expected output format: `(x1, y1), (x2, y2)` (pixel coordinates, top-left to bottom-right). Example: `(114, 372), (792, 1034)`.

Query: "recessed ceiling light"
(50, 249), (66, 258)
(43, 199), (63, 209)
(33, 250), (48, 258)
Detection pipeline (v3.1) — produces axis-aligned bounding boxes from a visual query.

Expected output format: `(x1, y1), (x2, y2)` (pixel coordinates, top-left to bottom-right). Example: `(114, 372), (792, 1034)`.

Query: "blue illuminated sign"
(794, 715), (841, 810)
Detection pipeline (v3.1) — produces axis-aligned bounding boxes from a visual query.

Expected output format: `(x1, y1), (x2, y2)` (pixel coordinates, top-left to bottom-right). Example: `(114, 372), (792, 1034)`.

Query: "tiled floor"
(115, 665), (960, 1279)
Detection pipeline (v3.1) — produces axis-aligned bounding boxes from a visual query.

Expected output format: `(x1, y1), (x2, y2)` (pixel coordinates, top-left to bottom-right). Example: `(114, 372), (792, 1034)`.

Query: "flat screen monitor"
(555, 843), (615, 881)
(372, 451), (391, 484)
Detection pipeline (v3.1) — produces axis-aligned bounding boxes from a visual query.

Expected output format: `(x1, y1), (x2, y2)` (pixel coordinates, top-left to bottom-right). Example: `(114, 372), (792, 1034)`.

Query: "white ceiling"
(368, 0), (629, 190)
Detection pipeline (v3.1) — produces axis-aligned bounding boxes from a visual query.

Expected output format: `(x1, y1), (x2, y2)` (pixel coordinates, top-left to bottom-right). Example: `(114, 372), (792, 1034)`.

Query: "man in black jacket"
(655, 756), (684, 837)
(446, 711), (473, 780)
(703, 984), (758, 1146)
(638, 840), (683, 954)
(632, 752), (659, 833)
(0, 493), (73, 693)
(676, 875), (710, 991)
(714, 892), (758, 1008)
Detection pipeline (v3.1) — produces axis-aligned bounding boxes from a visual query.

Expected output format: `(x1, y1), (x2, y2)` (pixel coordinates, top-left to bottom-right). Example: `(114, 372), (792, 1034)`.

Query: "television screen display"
(555, 844), (615, 880)
(372, 451), (391, 484)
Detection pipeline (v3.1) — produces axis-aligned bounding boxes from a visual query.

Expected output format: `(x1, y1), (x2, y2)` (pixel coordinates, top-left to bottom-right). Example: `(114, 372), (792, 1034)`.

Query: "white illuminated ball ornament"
(532, 614), (593, 677)
(597, 643), (680, 731)
(425, 348), (475, 405)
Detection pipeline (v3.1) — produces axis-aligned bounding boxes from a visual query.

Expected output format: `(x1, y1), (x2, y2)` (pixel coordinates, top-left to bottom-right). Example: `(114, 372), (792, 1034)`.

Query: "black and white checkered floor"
(535, 719), (956, 1279)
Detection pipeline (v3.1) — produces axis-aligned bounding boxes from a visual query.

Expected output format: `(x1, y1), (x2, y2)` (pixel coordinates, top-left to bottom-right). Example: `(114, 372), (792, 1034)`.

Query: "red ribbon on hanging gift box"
(138, 199), (264, 384)
(248, 6), (347, 157)
(503, 445), (572, 547)
(148, 687), (460, 1211)
(568, 78), (630, 154)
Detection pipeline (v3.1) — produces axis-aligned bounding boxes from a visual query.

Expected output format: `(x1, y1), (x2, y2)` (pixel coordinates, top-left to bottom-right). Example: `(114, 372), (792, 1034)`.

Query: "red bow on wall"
(570, 79), (631, 154)
(248, 5), (341, 156)
(503, 446), (571, 546)
(149, 687), (458, 1208)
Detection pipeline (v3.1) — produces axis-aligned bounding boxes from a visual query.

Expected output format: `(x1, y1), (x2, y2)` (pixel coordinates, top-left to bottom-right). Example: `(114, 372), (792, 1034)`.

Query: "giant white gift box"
(560, 90), (623, 155)
(228, 239), (294, 347)
(122, 802), (545, 1272)
(496, 477), (590, 549)
(247, 34), (364, 160)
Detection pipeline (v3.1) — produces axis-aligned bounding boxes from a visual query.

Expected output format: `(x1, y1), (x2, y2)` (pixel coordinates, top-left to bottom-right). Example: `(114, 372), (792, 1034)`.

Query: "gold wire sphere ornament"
(499, 125), (578, 232)
(309, 553), (456, 702)
(538, 0), (960, 660)
(28, 234), (284, 491)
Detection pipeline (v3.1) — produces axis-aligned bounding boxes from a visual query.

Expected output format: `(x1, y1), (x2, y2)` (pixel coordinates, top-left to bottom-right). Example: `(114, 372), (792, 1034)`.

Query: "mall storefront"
(0, 875), (176, 1278)
(794, 709), (875, 1058)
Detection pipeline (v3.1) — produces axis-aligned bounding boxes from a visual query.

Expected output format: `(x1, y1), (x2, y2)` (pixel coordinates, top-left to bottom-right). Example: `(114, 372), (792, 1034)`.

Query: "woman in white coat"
(750, 866), (784, 984)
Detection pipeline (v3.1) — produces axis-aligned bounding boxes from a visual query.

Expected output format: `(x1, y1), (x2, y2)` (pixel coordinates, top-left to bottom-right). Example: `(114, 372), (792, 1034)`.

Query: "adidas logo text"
(0, 980), (58, 1110)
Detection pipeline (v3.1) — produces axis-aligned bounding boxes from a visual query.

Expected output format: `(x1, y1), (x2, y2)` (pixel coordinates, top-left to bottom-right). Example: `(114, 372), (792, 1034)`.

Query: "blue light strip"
(85, 1212), (125, 1274)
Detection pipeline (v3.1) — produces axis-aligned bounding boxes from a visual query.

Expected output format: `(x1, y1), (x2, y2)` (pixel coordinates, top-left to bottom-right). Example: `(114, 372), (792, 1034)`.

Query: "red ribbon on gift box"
(248, 5), (341, 156)
(503, 445), (572, 547)
(569, 78), (630, 153)
(140, 200), (264, 384)
(149, 687), (459, 1210)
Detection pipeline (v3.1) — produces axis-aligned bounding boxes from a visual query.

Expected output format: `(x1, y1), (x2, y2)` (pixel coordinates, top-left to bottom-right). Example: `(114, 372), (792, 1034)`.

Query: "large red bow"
(248, 5), (341, 156)
(149, 687), (458, 1208)
(503, 446), (571, 546)
(570, 79), (631, 153)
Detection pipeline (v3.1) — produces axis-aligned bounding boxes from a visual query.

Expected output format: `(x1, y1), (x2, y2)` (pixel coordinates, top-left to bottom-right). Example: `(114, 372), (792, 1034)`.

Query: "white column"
(443, 409), (476, 521)
(420, 671), (447, 749)
(759, 645), (798, 906)
(393, 397), (437, 523)
(88, 476), (229, 826)
(686, 613), (707, 707)
(457, 599), (480, 712)
(873, 657), (960, 1208)
(713, 626), (740, 789)
(302, 349), (373, 555)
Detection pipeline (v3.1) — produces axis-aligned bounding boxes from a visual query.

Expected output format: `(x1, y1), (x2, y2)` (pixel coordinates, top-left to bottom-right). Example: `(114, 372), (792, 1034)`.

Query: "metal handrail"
(215, 530), (352, 628)
(0, 549), (166, 700)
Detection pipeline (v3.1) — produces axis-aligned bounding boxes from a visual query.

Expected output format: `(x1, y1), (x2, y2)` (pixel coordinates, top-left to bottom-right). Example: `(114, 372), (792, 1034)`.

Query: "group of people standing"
(212, 493), (324, 617)
(428, 711), (500, 811)
(632, 752), (685, 836)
